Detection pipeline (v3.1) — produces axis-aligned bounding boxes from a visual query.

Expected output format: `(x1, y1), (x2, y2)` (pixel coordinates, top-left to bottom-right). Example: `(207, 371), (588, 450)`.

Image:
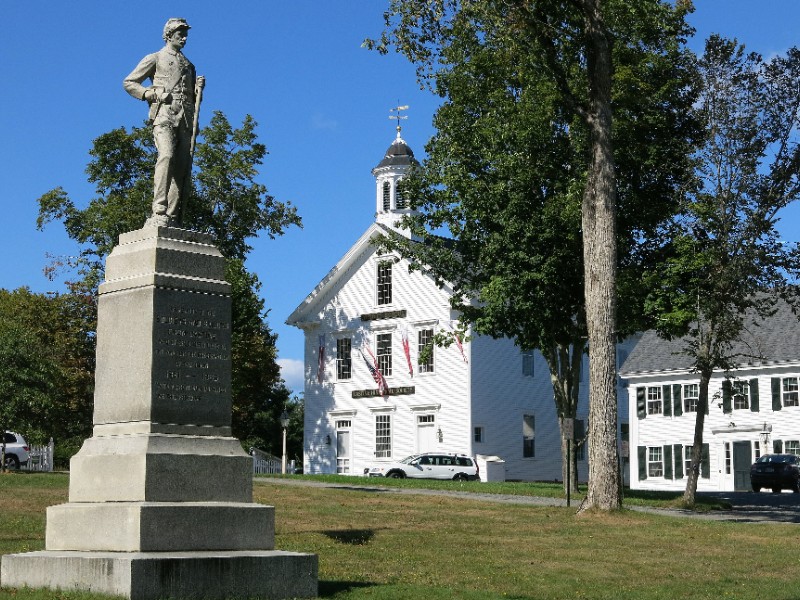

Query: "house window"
(733, 381), (750, 410)
(396, 179), (406, 209)
(724, 442), (731, 474)
(375, 414), (391, 458)
(377, 333), (392, 377)
(786, 440), (800, 456)
(782, 377), (799, 407)
(418, 328), (434, 373)
(336, 338), (352, 380)
(474, 426), (485, 443)
(522, 350), (535, 377)
(647, 387), (663, 415)
(382, 181), (391, 211)
(377, 261), (393, 305)
(523, 414), (535, 458)
(754, 441), (761, 460)
(684, 445), (693, 477)
(683, 384), (699, 413)
(648, 446), (663, 477)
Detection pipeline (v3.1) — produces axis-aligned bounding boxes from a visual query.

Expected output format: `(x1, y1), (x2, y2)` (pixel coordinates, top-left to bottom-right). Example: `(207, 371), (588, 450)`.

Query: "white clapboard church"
(286, 124), (634, 481)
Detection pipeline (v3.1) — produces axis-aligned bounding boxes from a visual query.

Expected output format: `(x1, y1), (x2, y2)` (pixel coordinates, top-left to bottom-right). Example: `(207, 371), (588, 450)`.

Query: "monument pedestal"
(1, 226), (317, 599)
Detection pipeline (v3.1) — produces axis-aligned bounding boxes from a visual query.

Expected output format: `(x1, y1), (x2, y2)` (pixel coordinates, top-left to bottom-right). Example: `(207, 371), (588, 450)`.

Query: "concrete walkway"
(255, 477), (800, 524)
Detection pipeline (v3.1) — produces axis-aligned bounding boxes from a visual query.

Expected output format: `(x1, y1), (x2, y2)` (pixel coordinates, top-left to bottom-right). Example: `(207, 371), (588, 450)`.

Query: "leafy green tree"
(36, 112), (300, 451)
(370, 0), (698, 505)
(0, 288), (95, 453)
(644, 36), (800, 506)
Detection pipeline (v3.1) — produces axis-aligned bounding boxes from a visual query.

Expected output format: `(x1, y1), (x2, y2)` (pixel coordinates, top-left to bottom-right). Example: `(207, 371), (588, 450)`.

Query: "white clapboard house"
(620, 300), (800, 492)
(286, 129), (635, 481)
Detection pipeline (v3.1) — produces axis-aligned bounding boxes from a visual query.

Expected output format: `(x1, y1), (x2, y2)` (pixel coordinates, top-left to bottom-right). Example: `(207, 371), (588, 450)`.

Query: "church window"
(396, 179), (406, 209)
(377, 333), (393, 376)
(377, 261), (392, 305)
(336, 338), (352, 380)
(522, 349), (535, 377)
(382, 181), (391, 211)
(375, 414), (392, 458)
(523, 414), (535, 458)
(418, 328), (434, 373)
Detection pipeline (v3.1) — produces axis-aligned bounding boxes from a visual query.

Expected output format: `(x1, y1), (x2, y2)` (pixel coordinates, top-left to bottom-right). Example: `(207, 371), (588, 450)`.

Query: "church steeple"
(372, 105), (419, 237)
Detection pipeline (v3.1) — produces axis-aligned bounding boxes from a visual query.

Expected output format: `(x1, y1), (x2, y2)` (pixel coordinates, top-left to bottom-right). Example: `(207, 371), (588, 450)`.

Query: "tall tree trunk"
(580, 0), (621, 511)
(684, 371), (711, 506)
(544, 341), (584, 494)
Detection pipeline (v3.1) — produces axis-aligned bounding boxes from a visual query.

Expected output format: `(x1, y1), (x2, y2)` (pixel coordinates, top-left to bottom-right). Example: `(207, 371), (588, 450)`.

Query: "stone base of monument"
(0, 226), (317, 599)
(1, 551), (318, 600)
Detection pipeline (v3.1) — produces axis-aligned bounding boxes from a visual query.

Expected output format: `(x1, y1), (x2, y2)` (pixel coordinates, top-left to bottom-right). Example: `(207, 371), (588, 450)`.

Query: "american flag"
(401, 328), (414, 377)
(451, 322), (468, 363)
(360, 347), (389, 395)
(317, 334), (325, 383)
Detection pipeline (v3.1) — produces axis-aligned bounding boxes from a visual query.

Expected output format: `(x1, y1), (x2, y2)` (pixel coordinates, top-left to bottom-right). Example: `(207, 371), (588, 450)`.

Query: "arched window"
(382, 181), (391, 211)
(396, 179), (406, 209)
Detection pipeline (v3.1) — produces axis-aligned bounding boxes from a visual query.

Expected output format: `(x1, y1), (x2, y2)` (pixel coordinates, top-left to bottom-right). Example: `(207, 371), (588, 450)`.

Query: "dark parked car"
(750, 454), (800, 493)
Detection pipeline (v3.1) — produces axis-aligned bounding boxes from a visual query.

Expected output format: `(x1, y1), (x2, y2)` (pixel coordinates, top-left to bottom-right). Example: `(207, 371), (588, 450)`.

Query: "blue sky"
(2, 2), (800, 395)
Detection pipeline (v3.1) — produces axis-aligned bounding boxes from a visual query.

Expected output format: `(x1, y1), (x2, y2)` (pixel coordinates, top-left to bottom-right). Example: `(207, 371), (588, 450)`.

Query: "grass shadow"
(322, 528), (378, 545)
(318, 580), (378, 596)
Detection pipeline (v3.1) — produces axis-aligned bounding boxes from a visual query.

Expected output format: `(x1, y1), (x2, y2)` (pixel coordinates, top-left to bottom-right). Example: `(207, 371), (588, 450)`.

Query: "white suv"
(3, 431), (30, 470)
(364, 453), (479, 481)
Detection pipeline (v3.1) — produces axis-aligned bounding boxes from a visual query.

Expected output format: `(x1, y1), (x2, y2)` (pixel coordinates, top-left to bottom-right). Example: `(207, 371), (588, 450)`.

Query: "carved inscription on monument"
(154, 303), (231, 406)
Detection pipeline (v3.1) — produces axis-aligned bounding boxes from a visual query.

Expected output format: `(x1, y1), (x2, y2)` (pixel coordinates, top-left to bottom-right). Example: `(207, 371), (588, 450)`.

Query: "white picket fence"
(250, 447), (295, 475)
(23, 439), (54, 472)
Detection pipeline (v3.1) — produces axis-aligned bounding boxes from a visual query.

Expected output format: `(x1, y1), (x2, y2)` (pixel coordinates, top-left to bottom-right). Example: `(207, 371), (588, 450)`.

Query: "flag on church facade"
(317, 334), (325, 383)
(451, 322), (468, 363)
(401, 328), (414, 377)
(361, 345), (389, 395)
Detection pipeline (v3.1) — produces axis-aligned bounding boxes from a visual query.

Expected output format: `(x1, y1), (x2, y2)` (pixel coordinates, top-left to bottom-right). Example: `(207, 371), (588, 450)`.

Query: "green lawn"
(1, 472), (796, 599)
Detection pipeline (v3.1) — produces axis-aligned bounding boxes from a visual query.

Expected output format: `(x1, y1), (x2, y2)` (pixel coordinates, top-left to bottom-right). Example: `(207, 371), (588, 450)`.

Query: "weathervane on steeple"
(389, 104), (409, 138)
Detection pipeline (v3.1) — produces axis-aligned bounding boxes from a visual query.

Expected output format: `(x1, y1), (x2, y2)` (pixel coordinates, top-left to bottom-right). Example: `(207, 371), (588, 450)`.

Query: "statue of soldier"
(124, 18), (205, 227)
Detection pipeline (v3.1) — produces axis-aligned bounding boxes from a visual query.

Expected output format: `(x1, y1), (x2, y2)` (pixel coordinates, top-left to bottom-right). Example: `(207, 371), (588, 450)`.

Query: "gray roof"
(621, 299), (800, 376)
(373, 137), (418, 170)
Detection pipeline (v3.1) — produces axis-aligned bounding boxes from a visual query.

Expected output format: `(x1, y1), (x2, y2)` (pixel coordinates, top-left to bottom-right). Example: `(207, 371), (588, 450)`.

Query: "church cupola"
(372, 106), (420, 237)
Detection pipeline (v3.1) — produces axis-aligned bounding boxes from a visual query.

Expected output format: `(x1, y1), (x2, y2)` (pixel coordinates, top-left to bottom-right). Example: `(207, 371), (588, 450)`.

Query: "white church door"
(417, 414), (437, 453)
(336, 421), (352, 474)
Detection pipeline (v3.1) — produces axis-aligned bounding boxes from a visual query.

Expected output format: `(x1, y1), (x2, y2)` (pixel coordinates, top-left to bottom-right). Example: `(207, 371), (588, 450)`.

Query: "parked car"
(750, 454), (800, 493)
(364, 452), (479, 481)
(2, 431), (30, 470)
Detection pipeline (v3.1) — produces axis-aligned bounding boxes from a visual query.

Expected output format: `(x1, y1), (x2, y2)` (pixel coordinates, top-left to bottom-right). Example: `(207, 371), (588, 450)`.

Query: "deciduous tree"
(370, 0), (698, 507)
(644, 36), (800, 506)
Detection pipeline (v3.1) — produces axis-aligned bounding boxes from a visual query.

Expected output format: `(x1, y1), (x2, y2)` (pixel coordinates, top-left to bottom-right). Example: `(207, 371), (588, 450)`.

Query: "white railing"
(24, 438), (54, 472)
(251, 447), (282, 474)
(250, 447), (295, 475)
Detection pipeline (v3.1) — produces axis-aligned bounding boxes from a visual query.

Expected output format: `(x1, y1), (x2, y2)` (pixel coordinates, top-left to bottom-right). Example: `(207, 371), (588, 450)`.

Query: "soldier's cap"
(163, 18), (191, 40)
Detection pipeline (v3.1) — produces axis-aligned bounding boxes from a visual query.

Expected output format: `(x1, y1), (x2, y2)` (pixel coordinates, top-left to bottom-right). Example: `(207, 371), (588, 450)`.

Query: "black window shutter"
(672, 384), (682, 417)
(749, 379), (759, 412)
(701, 444), (710, 479)
(772, 378), (782, 411)
(636, 387), (646, 419)
(673, 444), (684, 479)
(663, 444), (673, 479)
(638, 446), (647, 480)
(774, 439), (783, 454)
(722, 380), (732, 414)
(663, 385), (672, 417)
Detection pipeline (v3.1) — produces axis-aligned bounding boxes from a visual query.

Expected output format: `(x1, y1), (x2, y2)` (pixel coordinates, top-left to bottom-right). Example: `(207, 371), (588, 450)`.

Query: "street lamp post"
(280, 410), (290, 475)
